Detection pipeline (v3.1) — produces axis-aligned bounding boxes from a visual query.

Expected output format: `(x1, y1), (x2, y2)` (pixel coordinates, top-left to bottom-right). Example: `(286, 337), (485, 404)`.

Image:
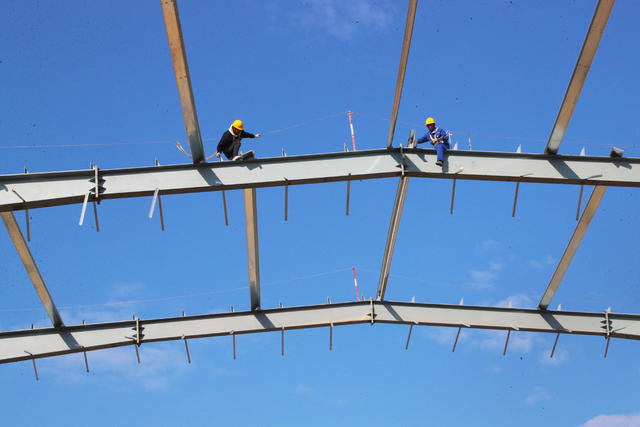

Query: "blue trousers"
(435, 142), (450, 162)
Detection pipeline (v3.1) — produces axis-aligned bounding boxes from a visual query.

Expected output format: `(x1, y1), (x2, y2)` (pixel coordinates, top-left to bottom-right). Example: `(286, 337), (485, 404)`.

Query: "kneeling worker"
(216, 120), (261, 160)
(417, 117), (449, 167)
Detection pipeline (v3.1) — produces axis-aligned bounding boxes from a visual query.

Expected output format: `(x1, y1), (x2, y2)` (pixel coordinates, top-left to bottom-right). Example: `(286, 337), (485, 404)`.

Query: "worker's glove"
(215, 152), (221, 159)
(255, 133), (261, 138)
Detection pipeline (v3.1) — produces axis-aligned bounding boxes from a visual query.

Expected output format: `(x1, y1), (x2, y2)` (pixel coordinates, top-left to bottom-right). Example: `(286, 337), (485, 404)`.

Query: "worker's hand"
(215, 152), (221, 159)
(255, 133), (261, 138)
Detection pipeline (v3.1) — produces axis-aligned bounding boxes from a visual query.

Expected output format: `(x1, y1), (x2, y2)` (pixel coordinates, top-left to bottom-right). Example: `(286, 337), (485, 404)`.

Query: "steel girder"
(1, 212), (63, 327)
(386, 0), (418, 148)
(161, 0), (205, 163)
(243, 188), (261, 310)
(545, 0), (615, 154)
(539, 185), (607, 309)
(1, 148), (639, 213)
(1, 300), (638, 365)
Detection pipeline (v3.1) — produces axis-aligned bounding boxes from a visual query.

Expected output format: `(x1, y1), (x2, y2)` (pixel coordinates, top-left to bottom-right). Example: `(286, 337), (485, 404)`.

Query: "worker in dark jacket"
(417, 117), (449, 167)
(215, 120), (261, 160)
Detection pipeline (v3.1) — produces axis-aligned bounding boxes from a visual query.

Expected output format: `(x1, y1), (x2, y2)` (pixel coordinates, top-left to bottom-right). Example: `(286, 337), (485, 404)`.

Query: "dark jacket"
(217, 129), (255, 155)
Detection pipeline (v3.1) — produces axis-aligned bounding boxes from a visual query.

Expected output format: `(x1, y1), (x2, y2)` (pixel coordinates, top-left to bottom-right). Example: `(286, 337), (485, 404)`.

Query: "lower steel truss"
(1, 300), (638, 364)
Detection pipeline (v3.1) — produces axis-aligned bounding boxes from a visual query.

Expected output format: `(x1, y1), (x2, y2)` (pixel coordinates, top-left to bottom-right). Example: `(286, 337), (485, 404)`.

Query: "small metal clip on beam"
(82, 320), (89, 373)
(370, 298), (374, 325)
(604, 307), (612, 358)
(183, 335), (191, 364)
(284, 178), (288, 221)
(79, 192), (90, 226)
(25, 351), (38, 381)
(346, 173), (351, 216)
(452, 298), (464, 352)
(503, 330), (511, 356)
(329, 323), (333, 351)
(550, 304), (562, 358)
(232, 332), (236, 360)
(450, 179), (457, 215)
(92, 199), (100, 232)
(405, 323), (414, 350)
(133, 315), (141, 364)
(512, 182), (520, 218)
(576, 184), (585, 221)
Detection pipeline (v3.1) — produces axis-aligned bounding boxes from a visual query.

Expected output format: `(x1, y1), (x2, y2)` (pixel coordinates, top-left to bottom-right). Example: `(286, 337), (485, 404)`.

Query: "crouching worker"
(215, 120), (261, 160)
(417, 117), (449, 167)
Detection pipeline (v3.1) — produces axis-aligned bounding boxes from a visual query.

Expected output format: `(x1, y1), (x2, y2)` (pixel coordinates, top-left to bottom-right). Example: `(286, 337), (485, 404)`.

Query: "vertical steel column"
(539, 185), (607, 309)
(545, 0), (615, 154)
(385, 0), (418, 148)
(376, 176), (410, 300)
(161, 0), (205, 163)
(244, 188), (261, 310)
(1, 211), (63, 327)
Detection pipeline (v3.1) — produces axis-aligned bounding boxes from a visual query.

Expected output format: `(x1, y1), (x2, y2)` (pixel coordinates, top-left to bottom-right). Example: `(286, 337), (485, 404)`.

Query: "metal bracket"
(11, 189), (30, 241)
(369, 298), (375, 325)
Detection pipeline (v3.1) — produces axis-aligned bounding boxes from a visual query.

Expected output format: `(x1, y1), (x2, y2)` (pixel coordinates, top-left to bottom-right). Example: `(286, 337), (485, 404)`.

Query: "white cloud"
(286, 0), (396, 41)
(486, 363), (502, 374)
(524, 386), (551, 405)
(528, 255), (555, 269)
(479, 239), (500, 250)
(495, 293), (533, 308)
(295, 383), (313, 395)
(580, 413), (640, 427)
(466, 261), (505, 290)
(42, 343), (190, 391)
(538, 348), (569, 366)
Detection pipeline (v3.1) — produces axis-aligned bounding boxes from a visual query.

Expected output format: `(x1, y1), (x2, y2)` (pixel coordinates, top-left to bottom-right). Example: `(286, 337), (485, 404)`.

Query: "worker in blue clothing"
(417, 117), (449, 167)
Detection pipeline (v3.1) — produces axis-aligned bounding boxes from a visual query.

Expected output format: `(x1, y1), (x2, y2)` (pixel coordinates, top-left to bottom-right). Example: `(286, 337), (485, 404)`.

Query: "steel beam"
(1, 149), (639, 213)
(545, 0), (614, 154)
(161, 0), (205, 163)
(244, 188), (260, 310)
(539, 185), (607, 309)
(1, 300), (638, 365)
(386, 0), (418, 148)
(1, 212), (63, 327)
(377, 176), (409, 300)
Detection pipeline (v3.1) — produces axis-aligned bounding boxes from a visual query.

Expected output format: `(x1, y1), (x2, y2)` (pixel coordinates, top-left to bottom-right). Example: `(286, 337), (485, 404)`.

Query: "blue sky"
(1, 1), (639, 425)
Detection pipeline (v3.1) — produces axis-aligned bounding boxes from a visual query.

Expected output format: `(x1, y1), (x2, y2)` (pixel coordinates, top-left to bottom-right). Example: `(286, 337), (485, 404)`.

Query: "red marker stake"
(352, 266), (360, 301)
(348, 111), (357, 151)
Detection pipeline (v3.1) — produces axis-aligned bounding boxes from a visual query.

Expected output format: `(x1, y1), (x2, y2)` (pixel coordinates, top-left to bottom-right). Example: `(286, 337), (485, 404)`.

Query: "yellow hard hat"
(232, 119), (244, 131)
(425, 117), (436, 126)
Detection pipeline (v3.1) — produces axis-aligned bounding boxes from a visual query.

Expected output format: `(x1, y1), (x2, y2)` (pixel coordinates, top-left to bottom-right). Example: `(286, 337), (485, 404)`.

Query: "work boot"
(436, 160), (443, 167)
(232, 155), (241, 161)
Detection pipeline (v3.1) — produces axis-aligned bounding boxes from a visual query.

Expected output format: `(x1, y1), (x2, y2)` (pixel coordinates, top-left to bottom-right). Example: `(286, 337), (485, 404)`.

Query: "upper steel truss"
(1, 0), (633, 373)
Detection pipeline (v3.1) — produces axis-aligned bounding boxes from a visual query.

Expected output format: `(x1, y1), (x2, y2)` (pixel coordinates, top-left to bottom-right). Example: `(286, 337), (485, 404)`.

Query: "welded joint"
(369, 298), (375, 325)
(11, 189), (30, 241)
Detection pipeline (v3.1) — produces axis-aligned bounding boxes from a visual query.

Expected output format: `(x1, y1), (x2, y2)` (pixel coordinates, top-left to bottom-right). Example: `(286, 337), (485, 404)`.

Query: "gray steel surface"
(1, 149), (639, 213)
(1, 212), (63, 327)
(244, 188), (261, 310)
(377, 176), (409, 300)
(161, 0), (205, 163)
(386, 0), (418, 148)
(545, 0), (615, 154)
(1, 300), (638, 364)
(539, 185), (607, 309)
